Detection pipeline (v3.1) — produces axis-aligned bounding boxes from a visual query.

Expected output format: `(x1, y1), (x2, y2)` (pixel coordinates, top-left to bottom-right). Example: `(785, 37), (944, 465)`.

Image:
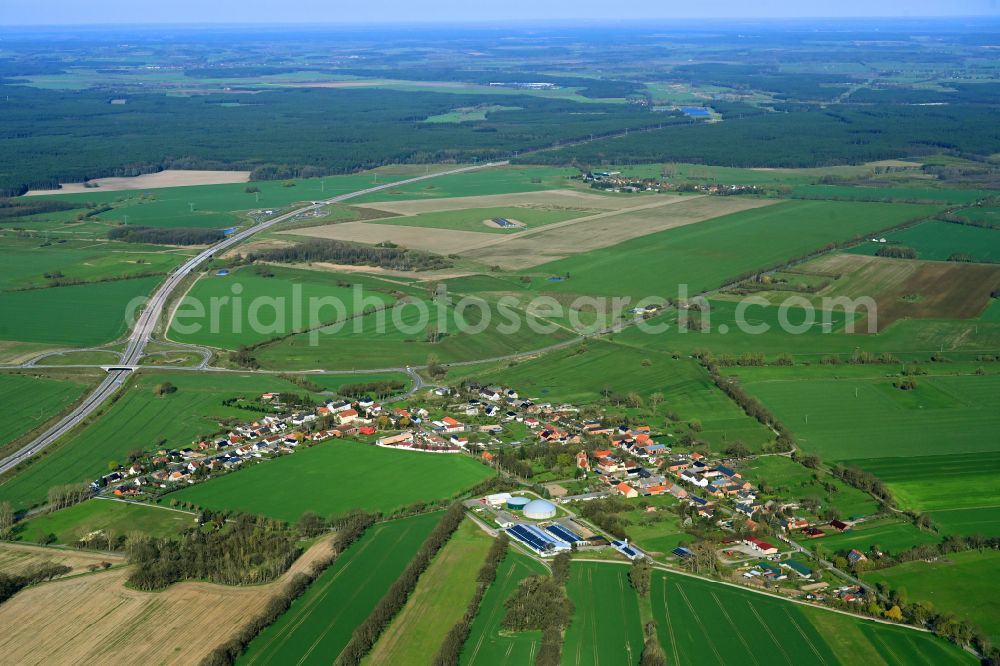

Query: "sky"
(2, 0), (998, 25)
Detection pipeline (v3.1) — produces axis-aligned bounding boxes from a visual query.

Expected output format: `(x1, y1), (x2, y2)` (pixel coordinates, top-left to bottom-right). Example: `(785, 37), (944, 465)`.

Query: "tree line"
(201, 510), (377, 666)
(501, 552), (573, 666)
(433, 534), (510, 665)
(108, 225), (226, 245)
(127, 512), (301, 590)
(334, 503), (467, 665)
(0, 562), (73, 606)
(243, 239), (452, 272)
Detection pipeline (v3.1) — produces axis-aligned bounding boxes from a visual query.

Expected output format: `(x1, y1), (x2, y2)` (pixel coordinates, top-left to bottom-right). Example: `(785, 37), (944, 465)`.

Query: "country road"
(0, 161), (507, 476)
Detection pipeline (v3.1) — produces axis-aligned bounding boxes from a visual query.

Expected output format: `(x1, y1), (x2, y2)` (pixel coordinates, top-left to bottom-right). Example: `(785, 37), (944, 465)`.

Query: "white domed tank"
(522, 498), (556, 520)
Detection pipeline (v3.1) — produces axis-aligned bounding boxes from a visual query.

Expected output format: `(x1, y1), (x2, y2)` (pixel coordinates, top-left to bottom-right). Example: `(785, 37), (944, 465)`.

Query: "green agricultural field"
(863, 550), (1000, 643)
(817, 517), (940, 556)
(564, 562), (645, 666)
(734, 369), (1000, 461)
(615, 304), (1000, 363)
(843, 452), (1000, 536)
(0, 276), (162, 346)
(254, 293), (577, 371)
(739, 456), (879, 521)
(364, 519), (493, 666)
(352, 167), (577, 204)
(790, 185), (989, 205)
(240, 512), (441, 666)
(461, 551), (549, 666)
(651, 570), (972, 666)
(845, 220), (1000, 263)
(365, 205), (590, 234)
(173, 440), (493, 522)
(168, 266), (397, 349)
(13, 498), (194, 545)
(954, 207), (1000, 227)
(533, 200), (941, 300)
(0, 372), (90, 449)
(0, 235), (187, 289)
(802, 601), (975, 665)
(422, 105), (523, 123)
(460, 340), (774, 451)
(297, 372), (412, 394)
(0, 372), (316, 511)
(31, 168), (427, 229)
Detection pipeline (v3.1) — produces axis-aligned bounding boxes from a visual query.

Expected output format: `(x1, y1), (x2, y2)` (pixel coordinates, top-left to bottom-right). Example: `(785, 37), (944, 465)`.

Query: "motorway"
(0, 162), (506, 476)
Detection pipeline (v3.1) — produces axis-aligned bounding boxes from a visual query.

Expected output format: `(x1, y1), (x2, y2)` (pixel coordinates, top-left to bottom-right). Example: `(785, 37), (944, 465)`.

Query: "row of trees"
(831, 464), (895, 507)
(334, 503), (467, 665)
(46, 483), (92, 511)
(501, 552), (573, 666)
(244, 239), (452, 272)
(337, 380), (407, 400)
(0, 562), (72, 606)
(201, 511), (377, 666)
(127, 513), (301, 590)
(433, 535), (510, 665)
(107, 225), (225, 245)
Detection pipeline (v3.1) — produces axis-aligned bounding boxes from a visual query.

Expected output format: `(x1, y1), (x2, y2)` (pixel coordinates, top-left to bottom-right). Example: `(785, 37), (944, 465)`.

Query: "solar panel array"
(544, 523), (583, 544)
(612, 539), (642, 559)
(507, 523), (571, 555)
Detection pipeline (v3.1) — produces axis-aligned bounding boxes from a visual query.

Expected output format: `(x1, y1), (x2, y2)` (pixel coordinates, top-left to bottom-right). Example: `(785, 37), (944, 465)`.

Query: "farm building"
(743, 537), (779, 555)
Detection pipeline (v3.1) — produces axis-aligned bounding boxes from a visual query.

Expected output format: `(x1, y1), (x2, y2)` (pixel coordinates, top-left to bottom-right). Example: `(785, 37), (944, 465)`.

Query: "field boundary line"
(674, 582), (724, 666)
(782, 606), (828, 665)
(659, 580), (681, 666)
(746, 600), (794, 666)
(710, 591), (760, 666)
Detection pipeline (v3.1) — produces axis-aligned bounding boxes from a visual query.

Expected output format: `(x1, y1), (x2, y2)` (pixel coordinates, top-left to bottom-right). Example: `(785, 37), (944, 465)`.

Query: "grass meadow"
(239, 512), (441, 665)
(734, 369), (1000, 461)
(817, 517), (940, 556)
(863, 550), (1000, 643)
(0, 276), (162, 346)
(460, 551), (548, 666)
(845, 452), (1000, 537)
(564, 562), (645, 666)
(532, 200), (941, 299)
(845, 220), (1000, 264)
(739, 455), (879, 521)
(0, 372), (90, 449)
(172, 440), (494, 522)
(14, 498), (194, 545)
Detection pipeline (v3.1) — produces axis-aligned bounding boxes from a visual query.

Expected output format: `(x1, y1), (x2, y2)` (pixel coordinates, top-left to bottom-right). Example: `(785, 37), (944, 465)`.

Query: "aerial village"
(95, 380), (874, 609)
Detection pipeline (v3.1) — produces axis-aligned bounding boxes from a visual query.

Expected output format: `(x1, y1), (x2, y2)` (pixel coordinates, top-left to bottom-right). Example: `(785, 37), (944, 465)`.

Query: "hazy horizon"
(2, 0), (998, 26)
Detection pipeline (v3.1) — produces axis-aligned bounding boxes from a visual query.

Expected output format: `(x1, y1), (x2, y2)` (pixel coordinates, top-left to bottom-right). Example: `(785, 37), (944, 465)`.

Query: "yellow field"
(0, 542), (125, 577)
(0, 535), (334, 666)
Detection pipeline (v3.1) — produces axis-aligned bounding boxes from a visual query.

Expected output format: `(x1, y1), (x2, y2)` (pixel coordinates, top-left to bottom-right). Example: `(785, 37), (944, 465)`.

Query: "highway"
(0, 162), (506, 476)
